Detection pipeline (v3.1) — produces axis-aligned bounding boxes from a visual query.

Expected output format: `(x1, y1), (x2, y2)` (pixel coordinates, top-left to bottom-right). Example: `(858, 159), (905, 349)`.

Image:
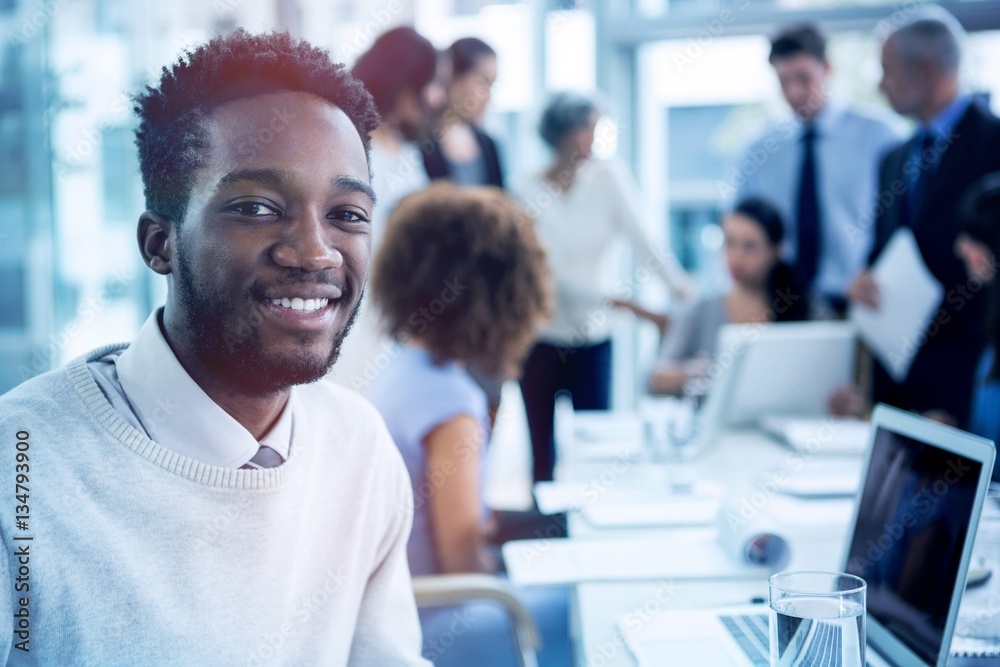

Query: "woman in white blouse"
(512, 92), (692, 483)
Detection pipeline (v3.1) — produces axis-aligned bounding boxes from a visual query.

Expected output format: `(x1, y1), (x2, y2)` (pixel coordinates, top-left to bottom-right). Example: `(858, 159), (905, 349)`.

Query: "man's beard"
(174, 243), (362, 397)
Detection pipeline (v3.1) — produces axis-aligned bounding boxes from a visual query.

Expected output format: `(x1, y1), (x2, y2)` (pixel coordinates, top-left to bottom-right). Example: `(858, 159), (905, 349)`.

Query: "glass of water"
(769, 571), (866, 667)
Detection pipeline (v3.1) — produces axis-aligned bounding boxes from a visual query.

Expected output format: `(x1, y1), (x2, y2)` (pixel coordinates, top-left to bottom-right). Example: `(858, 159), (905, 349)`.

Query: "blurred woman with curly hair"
(367, 183), (572, 666)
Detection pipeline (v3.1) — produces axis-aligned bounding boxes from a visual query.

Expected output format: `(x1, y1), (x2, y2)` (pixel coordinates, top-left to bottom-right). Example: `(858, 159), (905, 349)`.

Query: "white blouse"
(512, 158), (688, 345)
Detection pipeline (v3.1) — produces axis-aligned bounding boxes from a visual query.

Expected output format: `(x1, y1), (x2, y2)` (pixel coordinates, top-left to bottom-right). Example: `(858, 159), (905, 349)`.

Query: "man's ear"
(138, 211), (175, 276)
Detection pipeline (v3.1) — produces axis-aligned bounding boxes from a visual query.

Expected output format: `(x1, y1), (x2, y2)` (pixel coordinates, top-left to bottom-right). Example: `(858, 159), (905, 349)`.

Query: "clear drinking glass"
(769, 571), (867, 667)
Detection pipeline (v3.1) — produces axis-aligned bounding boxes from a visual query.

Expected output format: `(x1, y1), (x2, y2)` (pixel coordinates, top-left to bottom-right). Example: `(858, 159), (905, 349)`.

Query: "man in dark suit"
(849, 7), (1000, 425)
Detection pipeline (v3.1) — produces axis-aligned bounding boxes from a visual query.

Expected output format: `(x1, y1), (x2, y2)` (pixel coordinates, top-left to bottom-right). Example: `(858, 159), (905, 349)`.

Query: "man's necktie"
(241, 445), (283, 470)
(909, 131), (936, 225)
(796, 125), (821, 290)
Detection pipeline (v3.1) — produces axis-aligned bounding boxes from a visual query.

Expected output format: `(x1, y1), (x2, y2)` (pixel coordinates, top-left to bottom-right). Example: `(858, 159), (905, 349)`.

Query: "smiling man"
(0, 30), (429, 665)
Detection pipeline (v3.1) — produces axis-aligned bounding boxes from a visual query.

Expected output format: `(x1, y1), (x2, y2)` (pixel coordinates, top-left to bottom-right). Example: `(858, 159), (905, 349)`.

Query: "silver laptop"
(622, 404), (996, 667)
(694, 322), (856, 450)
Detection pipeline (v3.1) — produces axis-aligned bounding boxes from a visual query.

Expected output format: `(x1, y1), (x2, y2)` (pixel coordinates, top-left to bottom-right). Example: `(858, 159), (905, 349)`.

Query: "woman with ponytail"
(649, 197), (809, 395)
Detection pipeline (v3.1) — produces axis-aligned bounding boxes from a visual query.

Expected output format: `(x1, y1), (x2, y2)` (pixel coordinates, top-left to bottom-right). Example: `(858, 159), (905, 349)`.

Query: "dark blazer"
(423, 124), (505, 188)
(867, 100), (1000, 424)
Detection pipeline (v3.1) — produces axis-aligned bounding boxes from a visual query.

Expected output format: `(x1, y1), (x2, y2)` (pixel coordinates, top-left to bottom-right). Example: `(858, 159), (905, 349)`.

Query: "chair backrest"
(412, 573), (540, 667)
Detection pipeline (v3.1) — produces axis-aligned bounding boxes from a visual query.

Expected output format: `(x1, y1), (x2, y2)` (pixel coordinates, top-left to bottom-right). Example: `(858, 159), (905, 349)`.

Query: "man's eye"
(329, 210), (369, 224)
(224, 201), (279, 217)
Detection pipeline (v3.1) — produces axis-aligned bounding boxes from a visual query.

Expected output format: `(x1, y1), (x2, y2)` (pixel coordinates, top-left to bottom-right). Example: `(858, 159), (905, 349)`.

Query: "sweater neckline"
(68, 343), (292, 490)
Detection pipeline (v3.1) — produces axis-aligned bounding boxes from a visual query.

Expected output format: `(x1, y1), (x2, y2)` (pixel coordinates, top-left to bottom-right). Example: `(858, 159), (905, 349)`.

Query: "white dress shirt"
(87, 309), (291, 468)
(730, 100), (904, 298)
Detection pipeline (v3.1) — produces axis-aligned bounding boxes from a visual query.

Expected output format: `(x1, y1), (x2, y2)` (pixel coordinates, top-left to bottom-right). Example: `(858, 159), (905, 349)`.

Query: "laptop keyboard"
(720, 613), (874, 667)
(721, 614), (769, 666)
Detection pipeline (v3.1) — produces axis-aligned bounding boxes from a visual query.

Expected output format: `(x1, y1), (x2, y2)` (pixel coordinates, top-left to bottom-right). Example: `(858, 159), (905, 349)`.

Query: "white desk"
(556, 411), (862, 667)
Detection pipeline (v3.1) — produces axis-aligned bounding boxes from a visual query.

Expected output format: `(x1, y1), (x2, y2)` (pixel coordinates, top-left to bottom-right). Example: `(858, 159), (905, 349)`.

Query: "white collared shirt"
(86, 309), (291, 468)
(728, 100), (906, 298)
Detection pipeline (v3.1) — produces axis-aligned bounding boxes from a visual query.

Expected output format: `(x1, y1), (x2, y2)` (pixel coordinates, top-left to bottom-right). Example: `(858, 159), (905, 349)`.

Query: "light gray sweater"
(0, 344), (428, 666)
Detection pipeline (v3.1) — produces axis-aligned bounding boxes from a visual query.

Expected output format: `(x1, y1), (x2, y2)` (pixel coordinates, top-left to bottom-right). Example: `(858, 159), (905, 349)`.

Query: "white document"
(850, 228), (943, 382)
(501, 535), (769, 587)
(760, 416), (871, 456)
(582, 497), (721, 528)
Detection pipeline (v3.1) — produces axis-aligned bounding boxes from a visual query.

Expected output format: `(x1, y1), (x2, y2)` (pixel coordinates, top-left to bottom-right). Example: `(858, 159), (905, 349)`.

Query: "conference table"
(543, 409), (867, 667)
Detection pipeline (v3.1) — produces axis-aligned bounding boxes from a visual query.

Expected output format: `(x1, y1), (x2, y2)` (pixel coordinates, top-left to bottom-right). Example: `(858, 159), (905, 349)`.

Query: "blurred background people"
(423, 36), (508, 424)
(650, 198), (809, 395)
(512, 91), (693, 483)
(330, 26), (449, 392)
(849, 6), (1000, 427)
(955, 172), (1000, 477)
(366, 183), (571, 667)
(732, 23), (902, 318)
(424, 37), (504, 188)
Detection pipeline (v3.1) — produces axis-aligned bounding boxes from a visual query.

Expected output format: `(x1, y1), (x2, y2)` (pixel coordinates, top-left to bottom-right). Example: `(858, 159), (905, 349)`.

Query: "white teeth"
(268, 297), (329, 313)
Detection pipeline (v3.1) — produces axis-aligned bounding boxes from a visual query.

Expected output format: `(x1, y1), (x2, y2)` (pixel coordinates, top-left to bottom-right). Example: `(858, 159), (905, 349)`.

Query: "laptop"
(621, 404), (996, 667)
(694, 322), (858, 451)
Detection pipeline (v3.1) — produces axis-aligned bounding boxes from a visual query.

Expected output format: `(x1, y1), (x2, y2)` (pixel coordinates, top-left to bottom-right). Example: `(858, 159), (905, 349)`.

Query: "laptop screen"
(845, 426), (983, 664)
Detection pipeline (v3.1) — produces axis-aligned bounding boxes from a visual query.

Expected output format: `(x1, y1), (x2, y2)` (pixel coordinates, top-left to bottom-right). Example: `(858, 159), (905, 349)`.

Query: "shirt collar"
(796, 99), (844, 138)
(115, 309), (292, 468)
(923, 93), (970, 140)
(810, 99), (845, 136)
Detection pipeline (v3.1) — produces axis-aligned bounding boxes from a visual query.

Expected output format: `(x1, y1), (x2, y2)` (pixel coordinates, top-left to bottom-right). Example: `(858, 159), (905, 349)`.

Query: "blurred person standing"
(848, 6), (1000, 426)
(331, 26), (450, 392)
(731, 23), (902, 318)
(512, 92), (692, 483)
(424, 37), (504, 188)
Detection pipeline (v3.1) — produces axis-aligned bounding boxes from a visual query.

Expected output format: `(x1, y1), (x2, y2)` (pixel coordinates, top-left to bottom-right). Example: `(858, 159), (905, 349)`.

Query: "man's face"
(772, 53), (829, 121)
(879, 38), (927, 117)
(169, 90), (373, 396)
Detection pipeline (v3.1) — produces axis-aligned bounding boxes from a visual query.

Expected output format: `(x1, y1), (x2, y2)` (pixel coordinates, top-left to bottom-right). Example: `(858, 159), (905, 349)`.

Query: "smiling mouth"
(266, 297), (330, 313)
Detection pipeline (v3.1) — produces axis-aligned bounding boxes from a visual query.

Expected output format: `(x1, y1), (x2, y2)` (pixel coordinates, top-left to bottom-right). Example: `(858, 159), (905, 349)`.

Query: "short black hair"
(351, 26), (438, 117)
(448, 37), (496, 78)
(539, 92), (599, 150)
(133, 29), (380, 224)
(769, 23), (827, 63)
